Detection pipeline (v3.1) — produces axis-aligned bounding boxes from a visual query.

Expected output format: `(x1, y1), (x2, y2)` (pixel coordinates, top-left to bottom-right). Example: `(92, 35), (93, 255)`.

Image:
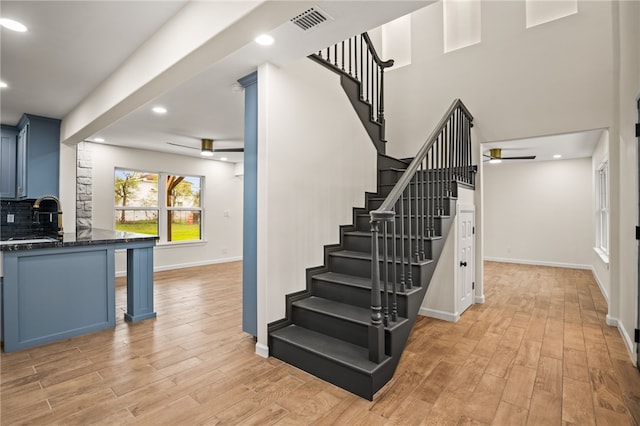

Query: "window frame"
(114, 168), (204, 244)
(595, 160), (609, 261)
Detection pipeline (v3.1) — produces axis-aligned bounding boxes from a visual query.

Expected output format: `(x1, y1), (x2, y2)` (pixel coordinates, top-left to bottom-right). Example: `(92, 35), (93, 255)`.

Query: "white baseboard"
(255, 342), (269, 358)
(474, 295), (485, 304)
(419, 307), (460, 323)
(605, 315), (636, 366)
(590, 267), (609, 303)
(483, 257), (591, 270)
(115, 256), (243, 277)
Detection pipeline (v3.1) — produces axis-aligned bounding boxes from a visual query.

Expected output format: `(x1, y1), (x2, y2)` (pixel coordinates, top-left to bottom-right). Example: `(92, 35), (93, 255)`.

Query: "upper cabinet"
(0, 115), (61, 200)
(1, 125), (18, 198)
(15, 114), (61, 199)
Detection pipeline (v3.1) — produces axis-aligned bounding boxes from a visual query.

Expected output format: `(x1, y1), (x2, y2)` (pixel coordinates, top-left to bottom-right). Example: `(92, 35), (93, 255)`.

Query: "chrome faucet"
(33, 194), (63, 238)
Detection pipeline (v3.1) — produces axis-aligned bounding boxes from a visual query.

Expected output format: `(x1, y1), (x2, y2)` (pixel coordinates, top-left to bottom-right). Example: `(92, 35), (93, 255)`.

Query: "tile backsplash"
(1, 199), (59, 240)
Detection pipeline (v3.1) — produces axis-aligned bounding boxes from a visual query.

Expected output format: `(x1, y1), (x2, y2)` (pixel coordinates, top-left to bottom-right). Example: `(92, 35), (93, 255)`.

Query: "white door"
(457, 208), (475, 314)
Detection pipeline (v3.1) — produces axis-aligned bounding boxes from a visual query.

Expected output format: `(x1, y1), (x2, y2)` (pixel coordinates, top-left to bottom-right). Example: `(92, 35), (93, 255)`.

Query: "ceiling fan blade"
(167, 141), (199, 150)
(215, 148), (244, 152)
(501, 156), (537, 160)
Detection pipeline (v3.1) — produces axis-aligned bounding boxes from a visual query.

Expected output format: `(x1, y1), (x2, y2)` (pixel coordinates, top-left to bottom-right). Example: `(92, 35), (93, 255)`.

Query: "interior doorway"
(457, 205), (475, 315)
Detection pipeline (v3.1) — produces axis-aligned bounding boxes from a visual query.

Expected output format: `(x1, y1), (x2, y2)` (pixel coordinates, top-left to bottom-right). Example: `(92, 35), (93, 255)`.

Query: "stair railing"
(311, 33), (394, 126)
(368, 99), (475, 363)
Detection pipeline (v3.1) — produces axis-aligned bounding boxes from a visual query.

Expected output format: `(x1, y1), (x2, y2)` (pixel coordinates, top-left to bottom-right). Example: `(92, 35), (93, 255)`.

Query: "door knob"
(459, 261), (467, 267)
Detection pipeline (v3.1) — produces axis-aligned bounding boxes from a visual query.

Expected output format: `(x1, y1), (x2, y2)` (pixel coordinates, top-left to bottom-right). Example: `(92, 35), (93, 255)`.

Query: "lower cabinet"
(2, 245), (116, 352)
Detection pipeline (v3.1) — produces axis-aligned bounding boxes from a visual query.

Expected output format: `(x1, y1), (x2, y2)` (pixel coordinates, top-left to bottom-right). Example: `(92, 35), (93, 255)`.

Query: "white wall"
(384, 0), (615, 159)
(90, 143), (243, 273)
(256, 58), (378, 349)
(483, 158), (592, 268)
(592, 130), (610, 300)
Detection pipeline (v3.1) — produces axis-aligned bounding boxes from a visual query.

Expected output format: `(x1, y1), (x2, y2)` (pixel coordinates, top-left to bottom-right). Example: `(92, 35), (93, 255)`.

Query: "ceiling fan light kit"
(201, 138), (214, 156)
(167, 138), (244, 156)
(484, 147), (536, 162)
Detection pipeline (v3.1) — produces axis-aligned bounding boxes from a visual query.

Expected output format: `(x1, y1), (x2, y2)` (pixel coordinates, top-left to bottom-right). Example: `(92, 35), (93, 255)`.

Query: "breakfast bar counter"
(1, 228), (157, 352)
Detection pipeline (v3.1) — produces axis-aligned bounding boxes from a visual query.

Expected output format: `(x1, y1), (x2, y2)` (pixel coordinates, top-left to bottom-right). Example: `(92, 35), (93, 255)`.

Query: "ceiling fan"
(167, 138), (244, 157)
(483, 148), (536, 163)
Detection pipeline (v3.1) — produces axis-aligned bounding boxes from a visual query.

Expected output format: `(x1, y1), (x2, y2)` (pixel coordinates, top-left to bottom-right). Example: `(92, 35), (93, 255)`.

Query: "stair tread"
(357, 213), (453, 219)
(313, 271), (423, 296)
(330, 249), (434, 265)
(314, 271), (373, 288)
(344, 230), (443, 241)
(294, 296), (408, 327)
(271, 324), (390, 374)
(369, 195), (458, 201)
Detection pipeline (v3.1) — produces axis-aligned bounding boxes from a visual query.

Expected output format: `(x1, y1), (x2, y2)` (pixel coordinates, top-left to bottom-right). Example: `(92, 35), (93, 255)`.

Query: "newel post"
(369, 210), (394, 363)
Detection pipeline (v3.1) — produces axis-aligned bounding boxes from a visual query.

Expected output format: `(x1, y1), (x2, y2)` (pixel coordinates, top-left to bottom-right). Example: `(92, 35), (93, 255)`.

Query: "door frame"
(636, 96), (639, 370)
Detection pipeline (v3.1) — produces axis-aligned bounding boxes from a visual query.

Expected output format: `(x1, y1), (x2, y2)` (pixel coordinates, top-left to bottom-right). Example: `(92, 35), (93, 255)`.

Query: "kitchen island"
(1, 228), (157, 352)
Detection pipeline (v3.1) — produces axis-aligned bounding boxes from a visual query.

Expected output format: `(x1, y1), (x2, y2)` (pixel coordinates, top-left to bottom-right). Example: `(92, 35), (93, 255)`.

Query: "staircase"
(268, 33), (476, 400)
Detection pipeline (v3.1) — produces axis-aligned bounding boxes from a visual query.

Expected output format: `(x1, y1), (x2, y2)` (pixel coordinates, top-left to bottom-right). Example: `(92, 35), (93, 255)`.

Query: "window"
(115, 169), (203, 243)
(596, 161), (609, 258)
(382, 14), (412, 69)
(443, 0), (481, 53)
(526, 0), (577, 29)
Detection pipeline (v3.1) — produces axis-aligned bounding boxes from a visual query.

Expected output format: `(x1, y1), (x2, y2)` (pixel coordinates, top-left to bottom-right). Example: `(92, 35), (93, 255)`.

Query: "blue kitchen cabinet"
(16, 114), (61, 199)
(0, 125), (18, 199)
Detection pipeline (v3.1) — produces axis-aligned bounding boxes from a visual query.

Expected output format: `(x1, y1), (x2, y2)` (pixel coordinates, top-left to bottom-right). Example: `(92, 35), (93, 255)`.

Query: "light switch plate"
(7, 214), (15, 223)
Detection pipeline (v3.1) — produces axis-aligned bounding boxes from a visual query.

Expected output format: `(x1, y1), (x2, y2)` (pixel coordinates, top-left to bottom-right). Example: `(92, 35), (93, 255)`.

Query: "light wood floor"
(2, 261), (640, 425)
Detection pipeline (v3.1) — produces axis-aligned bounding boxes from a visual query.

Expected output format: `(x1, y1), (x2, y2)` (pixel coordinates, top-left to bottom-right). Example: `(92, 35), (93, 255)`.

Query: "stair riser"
(311, 279), (410, 317)
(328, 255), (435, 285)
(269, 336), (379, 400)
(379, 169), (466, 185)
(378, 169), (405, 186)
(343, 233), (436, 260)
(356, 215), (446, 235)
(377, 182), (457, 199)
(292, 306), (368, 348)
(367, 197), (456, 216)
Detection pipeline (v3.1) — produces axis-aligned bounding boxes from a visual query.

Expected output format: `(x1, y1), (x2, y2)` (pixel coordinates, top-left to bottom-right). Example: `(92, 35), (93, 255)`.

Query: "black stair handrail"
(311, 32), (394, 126)
(367, 99), (475, 363)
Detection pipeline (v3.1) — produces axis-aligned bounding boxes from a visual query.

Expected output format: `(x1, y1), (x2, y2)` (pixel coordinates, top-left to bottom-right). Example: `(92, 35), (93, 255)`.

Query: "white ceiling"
(0, 1), (187, 125)
(482, 129), (604, 164)
(0, 1), (431, 164)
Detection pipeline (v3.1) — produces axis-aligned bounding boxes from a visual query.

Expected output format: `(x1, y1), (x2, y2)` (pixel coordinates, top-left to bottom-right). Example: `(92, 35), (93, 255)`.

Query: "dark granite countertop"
(0, 228), (158, 252)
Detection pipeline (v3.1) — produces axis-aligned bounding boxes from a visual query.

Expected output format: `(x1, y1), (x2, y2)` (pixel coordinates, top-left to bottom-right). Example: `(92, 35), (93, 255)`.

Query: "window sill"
(116, 239), (207, 252)
(594, 247), (609, 265)
(156, 239), (207, 249)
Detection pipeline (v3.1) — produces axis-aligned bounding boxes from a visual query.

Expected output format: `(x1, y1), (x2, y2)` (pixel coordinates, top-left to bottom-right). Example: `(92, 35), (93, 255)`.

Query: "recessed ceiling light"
(152, 106), (167, 114)
(255, 34), (274, 46)
(553, 154), (562, 159)
(489, 159), (502, 164)
(220, 157), (228, 162)
(0, 18), (27, 32)
(94, 137), (105, 142)
(0, 81), (7, 89)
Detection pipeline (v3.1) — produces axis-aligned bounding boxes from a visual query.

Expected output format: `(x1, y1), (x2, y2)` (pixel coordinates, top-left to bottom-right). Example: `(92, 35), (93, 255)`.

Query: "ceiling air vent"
(290, 7), (332, 31)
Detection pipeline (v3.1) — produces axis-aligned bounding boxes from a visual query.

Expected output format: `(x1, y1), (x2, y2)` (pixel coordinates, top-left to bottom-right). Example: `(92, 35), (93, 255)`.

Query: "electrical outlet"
(7, 214), (14, 223)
